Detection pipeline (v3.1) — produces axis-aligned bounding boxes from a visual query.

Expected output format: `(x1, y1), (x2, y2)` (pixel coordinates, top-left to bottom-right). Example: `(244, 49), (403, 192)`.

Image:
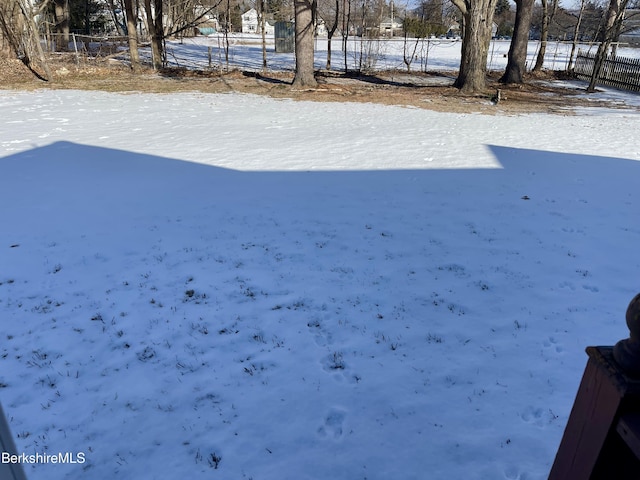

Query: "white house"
(241, 8), (274, 35)
(316, 18), (328, 36)
(379, 17), (403, 37)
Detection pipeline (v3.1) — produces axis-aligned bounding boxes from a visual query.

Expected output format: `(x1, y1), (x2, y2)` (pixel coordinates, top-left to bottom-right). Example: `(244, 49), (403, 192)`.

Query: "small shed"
(275, 21), (294, 53)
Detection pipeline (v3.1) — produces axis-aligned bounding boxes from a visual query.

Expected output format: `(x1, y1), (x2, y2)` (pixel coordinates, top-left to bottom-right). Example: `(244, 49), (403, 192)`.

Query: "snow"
(1, 43), (640, 480)
(166, 35), (640, 73)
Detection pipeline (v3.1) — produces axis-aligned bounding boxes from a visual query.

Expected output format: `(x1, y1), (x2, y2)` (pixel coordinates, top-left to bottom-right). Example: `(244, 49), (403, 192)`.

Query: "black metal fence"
(574, 49), (640, 92)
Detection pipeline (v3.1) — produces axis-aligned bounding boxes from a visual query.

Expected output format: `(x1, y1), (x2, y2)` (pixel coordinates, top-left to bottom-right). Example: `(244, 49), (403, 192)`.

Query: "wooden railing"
(549, 293), (640, 479)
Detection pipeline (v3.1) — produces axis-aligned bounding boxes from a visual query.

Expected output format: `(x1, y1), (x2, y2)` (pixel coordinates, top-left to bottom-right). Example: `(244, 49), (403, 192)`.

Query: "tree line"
(0, 0), (637, 93)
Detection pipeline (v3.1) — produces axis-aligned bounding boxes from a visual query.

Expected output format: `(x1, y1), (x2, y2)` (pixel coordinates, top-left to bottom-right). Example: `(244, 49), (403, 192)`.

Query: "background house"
(379, 17), (403, 37)
(195, 6), (220, 36)
(241, 8), (274, 35)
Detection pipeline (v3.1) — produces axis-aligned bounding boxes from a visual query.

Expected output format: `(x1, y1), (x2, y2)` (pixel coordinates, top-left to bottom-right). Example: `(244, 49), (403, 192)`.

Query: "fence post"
(0, 402), (28, 480)
(548, 293), (640, 479)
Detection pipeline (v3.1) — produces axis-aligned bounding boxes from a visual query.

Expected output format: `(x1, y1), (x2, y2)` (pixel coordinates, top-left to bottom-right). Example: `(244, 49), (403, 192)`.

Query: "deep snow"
(1, 45), (640, 480)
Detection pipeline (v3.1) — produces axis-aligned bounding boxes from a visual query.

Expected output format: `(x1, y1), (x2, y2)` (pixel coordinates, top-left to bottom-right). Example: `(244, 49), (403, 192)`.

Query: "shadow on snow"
(0, 141), (638, 247)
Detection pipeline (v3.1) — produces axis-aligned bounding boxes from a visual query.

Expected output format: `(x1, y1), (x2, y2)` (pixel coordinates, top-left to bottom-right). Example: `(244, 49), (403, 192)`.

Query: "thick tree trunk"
(292, 0), (317, 88)
(453, 0), (498, 94)
(53, 0), (69, 52)
(144, 0), (163, 70)
(153, 0), (164, 65)
(124, 0), (140, 72)
(500, 0), (534, 84)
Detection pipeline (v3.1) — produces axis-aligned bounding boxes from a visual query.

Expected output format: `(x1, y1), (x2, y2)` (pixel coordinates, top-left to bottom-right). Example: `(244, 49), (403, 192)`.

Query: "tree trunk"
(106, 0), (127, 36)
(259, 0), (267, 71)
(124, 0), (141, 72)
(224, 0), (230, 66)
(0, 0), (51, 79)
(144, 0), (163, 69)
(326, 0), (339, 70)
(153, 0), (164, 66)
(533, 0), (548, 71)
(53, 0), (69, 52)
(586, 0), (629, 92)
(342, 0), (351, 72)
(567, 0), (585, 72)
(500, 0), (534, 84)
(293, 0), (317, 88)
(452, 0), (498, 94)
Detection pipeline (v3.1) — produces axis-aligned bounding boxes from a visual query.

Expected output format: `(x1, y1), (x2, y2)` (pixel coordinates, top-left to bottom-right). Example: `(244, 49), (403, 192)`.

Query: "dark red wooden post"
(548, 293), (640, 480)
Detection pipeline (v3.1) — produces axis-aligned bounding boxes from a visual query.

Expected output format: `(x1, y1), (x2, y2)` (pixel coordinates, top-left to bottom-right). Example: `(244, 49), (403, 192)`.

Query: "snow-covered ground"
(165, 34), (640, 73)
(1, 43), (640, 480)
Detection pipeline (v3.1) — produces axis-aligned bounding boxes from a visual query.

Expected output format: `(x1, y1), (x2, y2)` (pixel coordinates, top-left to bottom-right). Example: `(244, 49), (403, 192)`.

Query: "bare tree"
(223, 0), (230, 66)
(317, 0), (339, 69)
(402, 14), (431, 72)
(258, 0), (267, 70)
(500, 0), (534, 84)
(53, 0), (69, 51)
(293, 0), (317, 87)
(143, 0), (164, 69)
(342, 0), (352, 71)
(567, 0), (586, 72)
(587, 0), (630, 91)
(124, 0), (140, 71)
(164, 1), (225, 38)
(105, 0), (127, 35)
(451, 0), (499, 93)
(0, 0), (50, 79)
(532, 0), (559, 71)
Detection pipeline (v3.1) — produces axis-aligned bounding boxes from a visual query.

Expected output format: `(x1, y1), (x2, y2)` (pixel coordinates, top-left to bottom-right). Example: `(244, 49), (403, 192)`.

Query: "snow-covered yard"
(165, 34), (640, 73)
(0, 79), (639, 480)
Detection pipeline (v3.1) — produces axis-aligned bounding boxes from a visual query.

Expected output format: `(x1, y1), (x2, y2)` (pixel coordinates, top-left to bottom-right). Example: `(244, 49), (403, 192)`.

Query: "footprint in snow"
(503, 465), (531, 480)
(520, 406), (545, 426)
(321, 351), (362, 384)
(542, 336), (564, 354)
(318, 408), (346, 440)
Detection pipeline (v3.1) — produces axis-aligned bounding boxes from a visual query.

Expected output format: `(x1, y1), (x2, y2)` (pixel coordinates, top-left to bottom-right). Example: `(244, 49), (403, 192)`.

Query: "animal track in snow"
(503, 465), (531, 480)
(520, 406), (544, 425)
(542, 336), (564, 354)
(318, 408), (346, 440)
(321, 351), (361, 384)
(519, 405), (558, 428)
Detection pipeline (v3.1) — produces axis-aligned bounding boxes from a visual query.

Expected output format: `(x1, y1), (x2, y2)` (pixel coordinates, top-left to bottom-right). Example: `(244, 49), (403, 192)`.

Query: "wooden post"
(0, 402), (28, 480)
(549, 293), (640, 480)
